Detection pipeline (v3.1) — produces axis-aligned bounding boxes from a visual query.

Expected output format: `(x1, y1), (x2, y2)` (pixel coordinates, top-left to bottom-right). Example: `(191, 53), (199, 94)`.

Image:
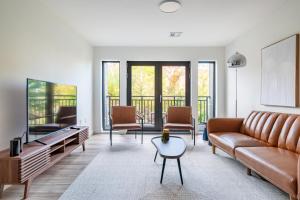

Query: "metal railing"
(198, 96), (211, 123)
(103, 95), (212, 129)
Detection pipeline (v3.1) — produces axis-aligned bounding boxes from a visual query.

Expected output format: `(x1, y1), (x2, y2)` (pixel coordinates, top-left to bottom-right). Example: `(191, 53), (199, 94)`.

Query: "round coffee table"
(151, 136), (187, 185)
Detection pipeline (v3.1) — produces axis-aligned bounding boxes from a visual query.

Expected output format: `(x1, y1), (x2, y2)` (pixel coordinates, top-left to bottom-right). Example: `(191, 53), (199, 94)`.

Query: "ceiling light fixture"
(159, 0), (182, 13)
(170, 32), (182, 37)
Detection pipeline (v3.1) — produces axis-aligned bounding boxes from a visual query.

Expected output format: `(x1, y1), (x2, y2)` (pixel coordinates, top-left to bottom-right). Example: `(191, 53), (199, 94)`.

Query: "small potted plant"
(162, 129), (169, 143)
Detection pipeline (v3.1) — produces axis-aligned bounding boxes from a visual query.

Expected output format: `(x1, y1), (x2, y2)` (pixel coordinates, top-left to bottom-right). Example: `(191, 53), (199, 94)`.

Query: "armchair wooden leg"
(212, 145), (216, 154)
(0, 184), (4, 198)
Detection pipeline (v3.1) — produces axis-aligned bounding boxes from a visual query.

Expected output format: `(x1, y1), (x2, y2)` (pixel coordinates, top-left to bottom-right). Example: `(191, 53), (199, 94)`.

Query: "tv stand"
(35, 140), (47, 145)
(0, 126), (88, 199)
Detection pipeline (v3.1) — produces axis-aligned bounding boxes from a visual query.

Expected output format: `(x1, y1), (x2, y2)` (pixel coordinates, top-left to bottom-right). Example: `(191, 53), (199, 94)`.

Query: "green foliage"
(105, 64), (210, 97)
(132, 66), (154, 96)
(162, 67), (185, 96)
(198, 65), (209, 96)
(53, 85), (76, 97)
(106, 63), (120, 96)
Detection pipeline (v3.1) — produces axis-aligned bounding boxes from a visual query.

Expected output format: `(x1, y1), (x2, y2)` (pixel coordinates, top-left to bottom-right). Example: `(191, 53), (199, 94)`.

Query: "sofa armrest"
(207, 118), (244, 133)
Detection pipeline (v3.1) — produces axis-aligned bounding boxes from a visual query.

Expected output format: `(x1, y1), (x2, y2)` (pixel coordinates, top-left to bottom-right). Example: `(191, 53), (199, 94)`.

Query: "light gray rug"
(59, 135), (288, 200)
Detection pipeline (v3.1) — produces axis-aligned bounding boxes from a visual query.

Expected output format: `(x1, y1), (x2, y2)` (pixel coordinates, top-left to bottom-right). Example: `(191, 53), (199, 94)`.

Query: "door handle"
(160, 95), (162, 103)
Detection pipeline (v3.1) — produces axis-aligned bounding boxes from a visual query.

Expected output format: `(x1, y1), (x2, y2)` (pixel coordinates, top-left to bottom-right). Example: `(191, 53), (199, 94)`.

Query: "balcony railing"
(103, 95), (212, 129)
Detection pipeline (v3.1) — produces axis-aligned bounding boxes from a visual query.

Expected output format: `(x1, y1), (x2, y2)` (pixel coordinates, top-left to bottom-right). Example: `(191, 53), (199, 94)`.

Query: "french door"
(127, 61), (190, 131)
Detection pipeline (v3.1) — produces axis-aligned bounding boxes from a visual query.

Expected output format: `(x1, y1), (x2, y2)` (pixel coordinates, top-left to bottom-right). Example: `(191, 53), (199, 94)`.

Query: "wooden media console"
(0, 126), (88, 199)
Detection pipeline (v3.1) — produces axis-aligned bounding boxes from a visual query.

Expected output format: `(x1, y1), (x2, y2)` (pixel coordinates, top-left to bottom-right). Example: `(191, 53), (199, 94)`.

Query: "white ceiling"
(41, 0), (287, 47)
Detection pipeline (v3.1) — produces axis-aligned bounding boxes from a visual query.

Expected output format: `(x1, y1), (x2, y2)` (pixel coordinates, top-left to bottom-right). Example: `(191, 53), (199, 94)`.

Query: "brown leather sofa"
(208, 111), (300, 200)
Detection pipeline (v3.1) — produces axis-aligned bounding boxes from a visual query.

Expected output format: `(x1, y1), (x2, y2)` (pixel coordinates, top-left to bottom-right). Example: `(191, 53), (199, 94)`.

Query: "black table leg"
(194, 129), (196, 146)
(141, 122), (144, 144)
(110, 128), (112, 146)
(160, 158), (166, 184)
(177, 158), (183, 185)
(154, 150), (158, 162)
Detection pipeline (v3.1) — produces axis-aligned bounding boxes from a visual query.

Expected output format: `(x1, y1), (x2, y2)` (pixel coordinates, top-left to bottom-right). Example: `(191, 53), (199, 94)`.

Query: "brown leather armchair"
(163, 106), (196, 145)
(109, 106), (144, 146)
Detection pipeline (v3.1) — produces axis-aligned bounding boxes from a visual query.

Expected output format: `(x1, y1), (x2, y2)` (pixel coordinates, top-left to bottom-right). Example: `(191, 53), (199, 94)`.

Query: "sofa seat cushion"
(209, 132), (268, 157)
(112, 123), (141, 130)
(235, 147), (298, 196)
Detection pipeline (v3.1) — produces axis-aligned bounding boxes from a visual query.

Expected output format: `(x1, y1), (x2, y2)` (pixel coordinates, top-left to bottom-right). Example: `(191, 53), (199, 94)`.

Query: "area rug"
(59, 135), (288, 200)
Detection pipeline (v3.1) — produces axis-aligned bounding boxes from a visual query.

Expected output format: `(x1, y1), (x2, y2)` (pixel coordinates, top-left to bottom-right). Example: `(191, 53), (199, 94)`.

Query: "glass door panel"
(131, 65), (155, 127)
(162, 66), (186, 118)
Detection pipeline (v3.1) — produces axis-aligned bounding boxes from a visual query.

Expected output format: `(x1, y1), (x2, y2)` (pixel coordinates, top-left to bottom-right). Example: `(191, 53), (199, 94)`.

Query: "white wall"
(0, 1), (93, 150)
(225, 0), (300, 118)
(93, 46), (225, 132)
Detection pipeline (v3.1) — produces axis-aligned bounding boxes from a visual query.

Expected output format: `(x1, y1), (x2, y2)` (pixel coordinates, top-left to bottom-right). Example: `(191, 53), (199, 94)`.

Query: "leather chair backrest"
(167, 106), (192, 124)
(241, 111), (288, 146)
(111, 106), (136, 124)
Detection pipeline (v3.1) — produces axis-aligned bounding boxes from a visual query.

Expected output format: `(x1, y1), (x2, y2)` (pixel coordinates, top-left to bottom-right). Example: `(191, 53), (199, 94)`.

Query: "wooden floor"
(1, 134), (105, 200)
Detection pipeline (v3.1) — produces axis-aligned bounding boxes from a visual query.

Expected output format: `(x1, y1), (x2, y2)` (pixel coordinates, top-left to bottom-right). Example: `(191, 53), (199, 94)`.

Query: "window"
(198, 61), (215, 126)
(102, 61), (120, 130)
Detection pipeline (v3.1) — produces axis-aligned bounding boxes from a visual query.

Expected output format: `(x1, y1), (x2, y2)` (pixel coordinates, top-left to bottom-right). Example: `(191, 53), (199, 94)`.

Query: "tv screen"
(27, 79), (77, 143)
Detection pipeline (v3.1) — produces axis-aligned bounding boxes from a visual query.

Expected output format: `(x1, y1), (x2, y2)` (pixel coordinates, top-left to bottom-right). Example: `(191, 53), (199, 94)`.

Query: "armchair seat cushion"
(209, 132), (268, 157)
(235, 147), (298, 196)
(164, 123), (193, 130)
(112, 123), (141, 130)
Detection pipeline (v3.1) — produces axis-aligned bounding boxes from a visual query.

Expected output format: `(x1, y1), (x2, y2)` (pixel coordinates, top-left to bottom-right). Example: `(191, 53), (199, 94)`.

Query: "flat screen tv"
(26, 79), (77, 143)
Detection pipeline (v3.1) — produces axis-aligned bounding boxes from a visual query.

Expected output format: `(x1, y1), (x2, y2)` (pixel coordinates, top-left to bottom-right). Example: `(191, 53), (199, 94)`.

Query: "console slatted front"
(79, 129), (88, 143)
(20, 148), (50, 183)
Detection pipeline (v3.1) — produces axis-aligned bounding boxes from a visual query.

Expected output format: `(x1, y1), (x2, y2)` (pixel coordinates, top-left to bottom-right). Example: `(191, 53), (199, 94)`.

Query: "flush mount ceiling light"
(159, 0), (182, 13)
(170, 32), (182, 37)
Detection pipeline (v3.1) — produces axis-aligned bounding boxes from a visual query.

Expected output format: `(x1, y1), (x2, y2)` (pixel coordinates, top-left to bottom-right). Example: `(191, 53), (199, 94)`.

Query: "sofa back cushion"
(278, 115), (300, 153)
(241, 111), (288, 146)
